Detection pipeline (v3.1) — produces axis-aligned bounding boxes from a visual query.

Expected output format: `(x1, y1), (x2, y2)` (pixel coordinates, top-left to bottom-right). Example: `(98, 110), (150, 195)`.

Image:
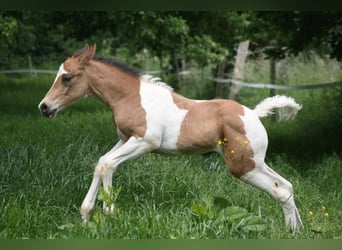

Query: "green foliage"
(0, 14), (17, 39)
(2, 11), (341, 71)
(187, 35), (228, 67)
(0, 14), (18, 67)
(0, 53), (341, 239)
(191, 196), (267, 233)
(97, 186), (122, 211)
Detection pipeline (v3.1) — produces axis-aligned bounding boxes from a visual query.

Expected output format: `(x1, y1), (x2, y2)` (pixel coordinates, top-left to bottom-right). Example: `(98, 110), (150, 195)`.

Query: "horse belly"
(158, 111), (189, 152)
(174, 99), (246, 153)
(175, 110), (221, 153)
(146, 104), (216, 154)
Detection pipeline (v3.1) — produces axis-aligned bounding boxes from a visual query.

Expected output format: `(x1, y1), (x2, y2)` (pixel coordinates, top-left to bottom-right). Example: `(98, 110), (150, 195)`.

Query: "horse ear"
(88, 44), (96, 58)
(76, 44), (96, 65)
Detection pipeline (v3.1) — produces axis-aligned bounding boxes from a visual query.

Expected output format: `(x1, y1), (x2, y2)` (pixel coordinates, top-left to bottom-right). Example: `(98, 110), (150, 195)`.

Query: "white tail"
(254, 95), (302, 121)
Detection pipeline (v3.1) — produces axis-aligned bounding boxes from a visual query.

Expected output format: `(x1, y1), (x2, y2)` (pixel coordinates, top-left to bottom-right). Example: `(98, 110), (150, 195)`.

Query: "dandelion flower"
(308, 211), (314, 216)
(321, 206), (326, 211)
(324, 212), (329, 218)
(217, 138), (228, 148)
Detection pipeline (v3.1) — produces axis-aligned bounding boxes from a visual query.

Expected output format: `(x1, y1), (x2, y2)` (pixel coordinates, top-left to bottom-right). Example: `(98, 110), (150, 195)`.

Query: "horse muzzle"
(38, 102), (58, 119)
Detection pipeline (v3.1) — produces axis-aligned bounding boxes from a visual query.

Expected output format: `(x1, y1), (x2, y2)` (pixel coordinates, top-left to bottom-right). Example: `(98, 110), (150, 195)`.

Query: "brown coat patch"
(173, 93), (255, 177)
(221, 127), (255, 178)
(87, 61), (147, 139)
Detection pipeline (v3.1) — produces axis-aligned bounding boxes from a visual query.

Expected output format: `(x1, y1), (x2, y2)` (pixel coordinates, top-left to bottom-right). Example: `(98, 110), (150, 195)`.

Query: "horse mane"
(94, 57), (173, 91)
(94, 57), (141, 78)
(140, 75), (174, 92)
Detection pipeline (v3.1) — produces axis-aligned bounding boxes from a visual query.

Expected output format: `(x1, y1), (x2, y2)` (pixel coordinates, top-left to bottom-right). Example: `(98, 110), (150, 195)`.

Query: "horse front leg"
(80, 139), (124, 222)
(80, 164), (102, 223)
(80, 137), (154, 222)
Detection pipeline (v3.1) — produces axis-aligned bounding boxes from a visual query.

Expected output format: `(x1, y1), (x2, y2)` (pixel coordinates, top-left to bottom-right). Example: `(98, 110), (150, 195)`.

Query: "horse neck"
(87, 61), (141, 110)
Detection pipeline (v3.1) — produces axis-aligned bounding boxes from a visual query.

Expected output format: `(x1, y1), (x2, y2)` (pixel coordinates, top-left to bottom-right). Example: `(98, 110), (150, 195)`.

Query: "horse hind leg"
(240, 162), (303, 231)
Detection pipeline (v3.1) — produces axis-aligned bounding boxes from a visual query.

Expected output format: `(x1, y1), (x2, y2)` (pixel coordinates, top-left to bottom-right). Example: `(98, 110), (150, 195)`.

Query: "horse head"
(38, 44), (96, 118)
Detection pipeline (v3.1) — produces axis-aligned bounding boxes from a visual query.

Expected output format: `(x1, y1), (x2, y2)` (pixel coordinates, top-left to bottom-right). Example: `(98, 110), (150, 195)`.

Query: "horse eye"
(62, 74), (74, 86)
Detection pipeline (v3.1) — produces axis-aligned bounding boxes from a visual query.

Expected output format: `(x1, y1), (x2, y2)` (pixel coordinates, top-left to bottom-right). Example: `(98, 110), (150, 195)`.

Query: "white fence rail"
(0, 69), (163, 76)
(208, 77), (342, 90)
(2, 68), (342, 91)
(0, 69), (56, 74)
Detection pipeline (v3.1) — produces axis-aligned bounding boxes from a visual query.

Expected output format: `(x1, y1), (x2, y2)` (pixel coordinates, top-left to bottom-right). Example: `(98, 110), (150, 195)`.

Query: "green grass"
(244, 51), (342, 85)
(0, 56), (341, 239)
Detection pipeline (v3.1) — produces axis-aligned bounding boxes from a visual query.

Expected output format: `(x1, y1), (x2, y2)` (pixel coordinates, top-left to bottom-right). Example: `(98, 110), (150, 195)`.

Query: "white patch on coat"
(53, 63), (68, 84)
(239, 105), (303, 230)
(139, 78), (188, 152)
(38, 63), (68, 109)
(240, 106), (268, 163)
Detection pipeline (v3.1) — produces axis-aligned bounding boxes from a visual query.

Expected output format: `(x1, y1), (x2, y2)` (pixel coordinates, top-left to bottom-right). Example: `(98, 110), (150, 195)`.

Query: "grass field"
(0, 55), (341, 239)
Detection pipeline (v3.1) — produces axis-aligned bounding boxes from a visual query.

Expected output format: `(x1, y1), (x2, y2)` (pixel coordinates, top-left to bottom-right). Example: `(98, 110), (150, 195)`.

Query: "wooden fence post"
(229, 40), (250, 99)
(277, 52), (289, 85)
(270, 55), (276, 97)
(28, 55), (33, 75)
(215, 59), (226, 97)
(268, 40), (278, 97)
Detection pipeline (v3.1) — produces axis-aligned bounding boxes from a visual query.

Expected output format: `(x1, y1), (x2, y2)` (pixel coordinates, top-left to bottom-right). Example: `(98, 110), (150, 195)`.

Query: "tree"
(253, 11), (342, 59)
(0, 13), (18, 67)
(1, 11), (340, 70)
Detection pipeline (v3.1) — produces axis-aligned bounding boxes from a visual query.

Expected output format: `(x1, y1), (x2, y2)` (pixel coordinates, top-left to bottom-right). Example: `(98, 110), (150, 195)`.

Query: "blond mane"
(140, 75), (174, 92)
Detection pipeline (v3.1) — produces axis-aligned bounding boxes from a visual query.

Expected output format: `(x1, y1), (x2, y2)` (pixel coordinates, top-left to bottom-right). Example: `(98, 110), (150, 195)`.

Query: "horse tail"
(253, 95), (302, 121)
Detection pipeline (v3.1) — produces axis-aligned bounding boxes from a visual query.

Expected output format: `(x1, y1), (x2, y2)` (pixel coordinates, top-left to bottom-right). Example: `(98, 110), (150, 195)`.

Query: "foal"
(38, 44), (303, 230)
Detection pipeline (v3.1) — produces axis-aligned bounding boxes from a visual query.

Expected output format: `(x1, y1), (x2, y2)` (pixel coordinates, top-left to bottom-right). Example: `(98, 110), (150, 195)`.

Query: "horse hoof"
(103, 203), (115, 216)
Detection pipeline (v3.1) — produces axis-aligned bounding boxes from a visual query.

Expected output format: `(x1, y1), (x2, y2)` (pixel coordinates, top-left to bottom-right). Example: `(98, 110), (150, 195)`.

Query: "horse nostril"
(40, 103), (48, 112)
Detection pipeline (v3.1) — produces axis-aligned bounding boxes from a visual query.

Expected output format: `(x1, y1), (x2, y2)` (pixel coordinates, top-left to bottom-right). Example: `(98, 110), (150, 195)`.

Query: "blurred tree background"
(1, 11), (341, 95)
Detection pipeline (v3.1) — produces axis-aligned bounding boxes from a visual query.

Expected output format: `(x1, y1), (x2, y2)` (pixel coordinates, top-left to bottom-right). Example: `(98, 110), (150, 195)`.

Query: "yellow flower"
(324, 212), (329, 218)
(217, 138), (228, 147)
(243, 140), (249, 145)
(321, 206), (326, 211)
(230, 150), (235, 155)
(308, 211), (314, 216)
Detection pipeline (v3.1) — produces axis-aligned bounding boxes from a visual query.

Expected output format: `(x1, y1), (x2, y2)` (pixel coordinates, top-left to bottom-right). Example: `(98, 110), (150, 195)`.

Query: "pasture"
(0, 55), (341, 239)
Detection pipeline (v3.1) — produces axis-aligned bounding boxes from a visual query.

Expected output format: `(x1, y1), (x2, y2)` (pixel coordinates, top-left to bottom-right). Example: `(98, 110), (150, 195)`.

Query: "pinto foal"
(38, 45), (303, 230)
